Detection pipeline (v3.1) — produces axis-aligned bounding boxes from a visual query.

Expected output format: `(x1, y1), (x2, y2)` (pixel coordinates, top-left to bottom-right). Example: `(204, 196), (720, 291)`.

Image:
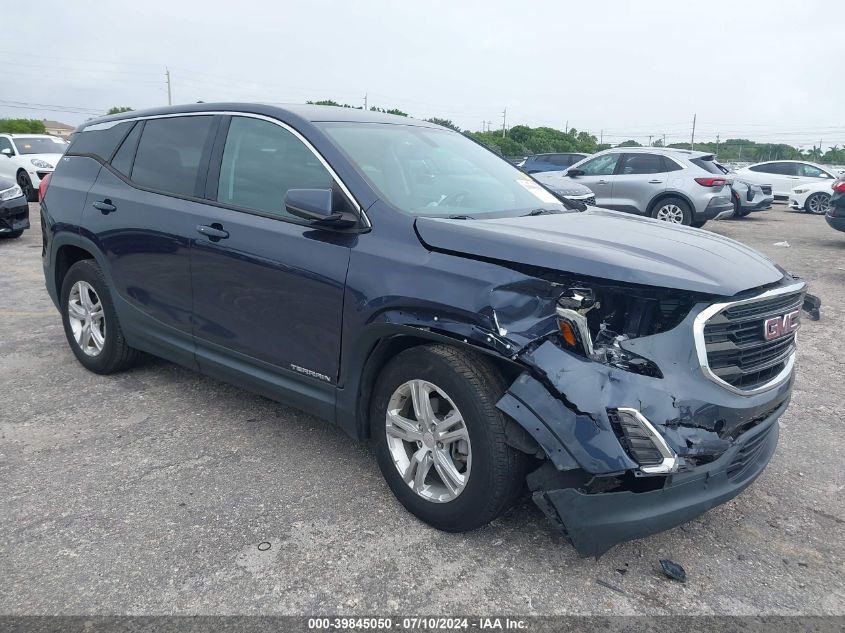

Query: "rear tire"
(651, 197), (692, 225)
(60, 259), (140, 374)
(690, 220), (707, 228)
(0, 230), (23, 239)
(733, 194), (751, 218)
(371, 344), (526, 532)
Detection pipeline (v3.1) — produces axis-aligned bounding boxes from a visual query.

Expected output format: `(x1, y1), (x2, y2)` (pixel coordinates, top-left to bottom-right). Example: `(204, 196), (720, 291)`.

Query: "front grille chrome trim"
(693, 281), (806, 396)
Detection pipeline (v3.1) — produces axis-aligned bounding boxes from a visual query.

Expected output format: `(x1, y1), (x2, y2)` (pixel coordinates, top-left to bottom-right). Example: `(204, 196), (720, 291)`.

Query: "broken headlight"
(555, 286), (664, 378)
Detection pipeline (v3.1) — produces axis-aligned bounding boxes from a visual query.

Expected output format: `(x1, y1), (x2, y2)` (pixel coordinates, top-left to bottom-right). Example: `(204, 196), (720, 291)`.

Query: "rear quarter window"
(67, 121), (135, 162)
(690, 157), (723, 175)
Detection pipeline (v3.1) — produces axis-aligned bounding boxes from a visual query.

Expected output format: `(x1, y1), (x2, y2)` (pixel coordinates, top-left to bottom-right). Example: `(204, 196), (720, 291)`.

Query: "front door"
(190, 115), (354, 407)
(569, 153), (621, 207)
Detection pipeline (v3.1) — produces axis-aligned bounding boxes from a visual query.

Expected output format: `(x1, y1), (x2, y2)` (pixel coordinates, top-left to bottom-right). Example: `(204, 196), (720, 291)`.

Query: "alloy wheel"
(17, 173), (32, 201)
(67, 281), (106, 356)
(655, 204), (685, 223)
(385, 379), (471, 503)
(807, 193), (830, 215)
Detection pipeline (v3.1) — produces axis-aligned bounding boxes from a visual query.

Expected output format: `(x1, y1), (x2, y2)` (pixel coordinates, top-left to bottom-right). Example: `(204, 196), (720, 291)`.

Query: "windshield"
(13, 136), (68, 155)
(319, 122), (564, 218)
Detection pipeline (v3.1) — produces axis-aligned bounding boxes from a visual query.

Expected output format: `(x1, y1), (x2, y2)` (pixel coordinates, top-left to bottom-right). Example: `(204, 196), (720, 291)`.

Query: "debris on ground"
(595, 579), (626, 595)
(773, 241), (790, 247)
(803, 293), (821, 321)
(659, 559), (687, 583)
(257, 541), (271, 551)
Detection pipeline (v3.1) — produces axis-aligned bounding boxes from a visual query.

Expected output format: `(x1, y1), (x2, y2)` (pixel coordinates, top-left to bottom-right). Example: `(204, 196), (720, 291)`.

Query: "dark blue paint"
(42, 102), (794, 482)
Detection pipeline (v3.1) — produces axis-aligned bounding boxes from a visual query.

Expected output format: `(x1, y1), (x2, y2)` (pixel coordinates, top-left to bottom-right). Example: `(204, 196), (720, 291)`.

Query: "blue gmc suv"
(41, 104), (806, 556)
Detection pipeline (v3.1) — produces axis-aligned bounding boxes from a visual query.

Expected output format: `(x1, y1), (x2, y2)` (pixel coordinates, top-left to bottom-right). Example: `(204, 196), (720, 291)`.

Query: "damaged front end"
(484, 272), (807, 557)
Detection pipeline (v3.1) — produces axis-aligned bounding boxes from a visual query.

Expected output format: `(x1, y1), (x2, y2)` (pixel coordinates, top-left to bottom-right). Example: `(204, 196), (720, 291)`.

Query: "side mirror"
(567, 168), (584, 177)
(285, 188), (344, 222)
(0, 148), (13, 157)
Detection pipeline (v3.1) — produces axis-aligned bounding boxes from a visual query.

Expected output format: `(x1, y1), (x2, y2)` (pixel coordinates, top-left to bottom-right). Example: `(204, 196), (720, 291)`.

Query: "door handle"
(648, 179), (663, 184)
(597, 179), (608, 184)
(196, 224), (229, 241)
(92, 200), (116, 214)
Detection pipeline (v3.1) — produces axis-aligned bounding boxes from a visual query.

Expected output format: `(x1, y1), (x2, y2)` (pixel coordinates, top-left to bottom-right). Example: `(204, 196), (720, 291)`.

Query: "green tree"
(307, 99), (361, 109)
(0, 118), (46, 133)
(425, 118), (461, 132)
(617, 139), (642, 147)
(370, 106), (408, 117)
(107, 106), (134, 115)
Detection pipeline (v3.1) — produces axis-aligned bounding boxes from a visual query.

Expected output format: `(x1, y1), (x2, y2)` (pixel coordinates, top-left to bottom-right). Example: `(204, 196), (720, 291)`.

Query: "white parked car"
(788, 180), (834, 215)
(0, 134), (69, 202)
(731, 160), (838, 199)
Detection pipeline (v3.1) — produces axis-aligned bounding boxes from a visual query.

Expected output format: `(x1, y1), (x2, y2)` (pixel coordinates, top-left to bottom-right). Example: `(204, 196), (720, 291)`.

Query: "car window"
(752, 162), (796, 176)
(131, 116), (214, 197)
(619, 153), (665, 175)
(110, 122), (141, 177)
(690, 157), (724, 175)
(798, 164), (827, 178)
(578, 154), (620, 176)
(548, 154), (572, 166)
(11, 136), (69, 155)
(216, 116), (333, 217)
(320, 122), (565, 218)
(67, 123), (134, 162)
(663, 157), (684, 172)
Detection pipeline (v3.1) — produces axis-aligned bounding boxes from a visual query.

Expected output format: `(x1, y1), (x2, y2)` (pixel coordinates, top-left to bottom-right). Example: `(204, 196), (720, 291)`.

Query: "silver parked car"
(558, 148), (734, 227)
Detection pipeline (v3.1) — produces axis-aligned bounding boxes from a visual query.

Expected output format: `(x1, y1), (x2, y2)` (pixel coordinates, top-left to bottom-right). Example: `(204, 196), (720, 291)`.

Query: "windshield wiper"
(446, 215), (476, 220)
(524, 208), (563, 216)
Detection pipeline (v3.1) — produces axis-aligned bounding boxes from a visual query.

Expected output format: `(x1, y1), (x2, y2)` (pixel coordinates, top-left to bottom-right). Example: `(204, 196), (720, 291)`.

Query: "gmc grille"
(700, 287), (804, 392)
(584, 196), (596, 206)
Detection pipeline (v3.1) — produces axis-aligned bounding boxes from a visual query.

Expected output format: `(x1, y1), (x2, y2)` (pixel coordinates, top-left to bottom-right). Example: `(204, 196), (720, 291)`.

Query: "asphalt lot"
(1, 203), (843, 616)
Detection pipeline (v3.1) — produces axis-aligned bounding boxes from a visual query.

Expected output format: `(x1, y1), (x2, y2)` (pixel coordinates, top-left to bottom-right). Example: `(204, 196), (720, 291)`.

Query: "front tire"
(17, 171), (36, 203)
(651, 197), (692, 225)
(371, 344), (526, 532)
(0, 230), (23, 239)
(60, 259), (140, 374)
(805, 192), (831, 215)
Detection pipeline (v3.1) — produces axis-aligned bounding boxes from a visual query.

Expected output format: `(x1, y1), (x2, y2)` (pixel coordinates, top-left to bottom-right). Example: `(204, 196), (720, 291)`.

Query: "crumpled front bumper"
(495, 292), (796, 556)
(0, 196), (29, 233)
(533, 411), (780, 557)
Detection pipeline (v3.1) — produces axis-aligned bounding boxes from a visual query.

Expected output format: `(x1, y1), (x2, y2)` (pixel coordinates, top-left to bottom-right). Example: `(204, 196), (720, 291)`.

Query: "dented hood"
(415, 208), (784, 296)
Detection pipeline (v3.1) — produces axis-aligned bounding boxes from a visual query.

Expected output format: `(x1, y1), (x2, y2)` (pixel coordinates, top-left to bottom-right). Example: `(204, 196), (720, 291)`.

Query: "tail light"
(38, 173), (51, 202)
(833, 180), (845, 193)
(694, 177), (727, 187)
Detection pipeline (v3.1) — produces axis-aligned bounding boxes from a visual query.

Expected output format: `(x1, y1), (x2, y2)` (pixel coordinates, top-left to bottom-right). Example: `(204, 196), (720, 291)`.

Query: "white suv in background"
(732, 160), (838, 199)
(0, 134), (69, 202)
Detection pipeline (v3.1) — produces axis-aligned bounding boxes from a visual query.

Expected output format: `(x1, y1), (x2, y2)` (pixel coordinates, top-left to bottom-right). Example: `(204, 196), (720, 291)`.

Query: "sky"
(2, 0), (843, 150)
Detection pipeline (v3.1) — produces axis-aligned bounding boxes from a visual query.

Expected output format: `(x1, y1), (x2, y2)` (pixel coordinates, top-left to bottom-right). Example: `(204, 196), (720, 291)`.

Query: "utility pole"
(364, 93), (368, 110)
(819, 138), (823, 159)
(690, 113), (696, 150)
(165, 68), (172, 106)
(565, 120), (569, 132)
(738, 145), (742, 161)
(501, 107), (507, 138)
(600, 130), (603, 145)
(648, 135), (653, 147)
(716, 134), (720, 156)
(662, 133), (666, 147)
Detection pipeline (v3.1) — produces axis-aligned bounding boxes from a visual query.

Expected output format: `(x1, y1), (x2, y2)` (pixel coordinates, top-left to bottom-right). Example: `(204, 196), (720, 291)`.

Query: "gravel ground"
(1, 203), (843, 616)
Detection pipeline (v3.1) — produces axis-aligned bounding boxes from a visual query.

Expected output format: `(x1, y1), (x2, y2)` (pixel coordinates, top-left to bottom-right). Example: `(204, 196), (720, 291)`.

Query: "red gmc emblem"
(764, 310), (800, 340)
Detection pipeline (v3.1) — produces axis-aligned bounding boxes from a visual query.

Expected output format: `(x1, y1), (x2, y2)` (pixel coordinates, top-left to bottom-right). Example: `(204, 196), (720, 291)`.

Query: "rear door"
(189, 115), (356, 414)
(569, 153), (621, 206)
(760, 162), (798, 197)
(81, 114), (217, 367)
(610, 153), (668, 214)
